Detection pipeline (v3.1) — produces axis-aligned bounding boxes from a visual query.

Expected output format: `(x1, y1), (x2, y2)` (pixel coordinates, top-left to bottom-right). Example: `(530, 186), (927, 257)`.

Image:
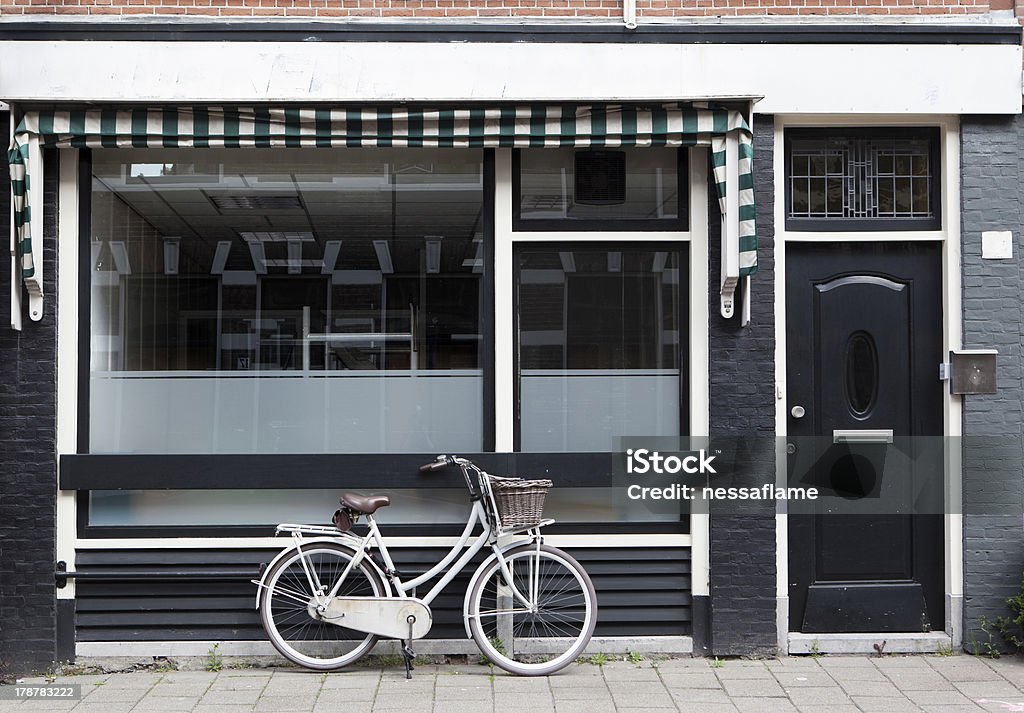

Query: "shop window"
(514, 148), (687, 231)
(515, 245), (686, 452)
(785, 128), (941, 231)
(87, 487), (673, 527)
(89, 148), (486, 454)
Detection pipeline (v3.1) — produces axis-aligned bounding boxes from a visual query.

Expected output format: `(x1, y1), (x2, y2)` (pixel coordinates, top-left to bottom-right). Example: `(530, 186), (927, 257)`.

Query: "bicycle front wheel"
(259, 542), (385, 670)
(467, 543), (597, 676)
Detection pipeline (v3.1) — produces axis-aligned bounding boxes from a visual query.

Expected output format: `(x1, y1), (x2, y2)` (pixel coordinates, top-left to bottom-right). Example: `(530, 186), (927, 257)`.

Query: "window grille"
(785, 129), (940, 231)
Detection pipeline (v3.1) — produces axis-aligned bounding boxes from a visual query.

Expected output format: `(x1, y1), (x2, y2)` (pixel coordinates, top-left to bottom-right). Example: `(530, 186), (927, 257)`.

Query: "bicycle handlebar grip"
(419, 460), (448, 473)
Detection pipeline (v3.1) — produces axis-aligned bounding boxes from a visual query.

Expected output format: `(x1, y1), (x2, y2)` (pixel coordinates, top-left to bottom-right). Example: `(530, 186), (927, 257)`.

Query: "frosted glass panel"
(517, 247), (685, 452)
(520, 370), (680, 452)
(89, 486), (674, 526)
(90, 371), (481, 454)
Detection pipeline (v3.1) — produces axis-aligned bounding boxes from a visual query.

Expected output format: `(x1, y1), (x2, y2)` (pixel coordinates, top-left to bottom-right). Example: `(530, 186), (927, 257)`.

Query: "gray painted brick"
(0, 138), (58, 675)
(961, 115), (1024, 651)
(707, 115), (777, 657)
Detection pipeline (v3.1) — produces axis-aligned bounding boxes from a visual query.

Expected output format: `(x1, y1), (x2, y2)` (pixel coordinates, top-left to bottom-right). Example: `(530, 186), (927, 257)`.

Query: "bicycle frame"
(264, 496), (537, 616)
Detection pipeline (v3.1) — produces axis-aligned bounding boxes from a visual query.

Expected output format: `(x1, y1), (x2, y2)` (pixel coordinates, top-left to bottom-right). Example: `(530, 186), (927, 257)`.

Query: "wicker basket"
(488, 476), (553, 529)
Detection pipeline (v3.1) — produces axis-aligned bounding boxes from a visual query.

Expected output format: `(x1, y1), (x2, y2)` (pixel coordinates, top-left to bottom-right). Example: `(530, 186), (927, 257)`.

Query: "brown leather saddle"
(340, 493), (391, 514)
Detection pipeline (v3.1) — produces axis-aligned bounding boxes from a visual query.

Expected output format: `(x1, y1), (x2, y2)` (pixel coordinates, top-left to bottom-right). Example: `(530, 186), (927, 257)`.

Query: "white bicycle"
(253, 455), (597, 676)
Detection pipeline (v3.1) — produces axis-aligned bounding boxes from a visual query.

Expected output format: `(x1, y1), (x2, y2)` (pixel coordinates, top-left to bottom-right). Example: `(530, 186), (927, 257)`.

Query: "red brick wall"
(0, 0), (996, 18)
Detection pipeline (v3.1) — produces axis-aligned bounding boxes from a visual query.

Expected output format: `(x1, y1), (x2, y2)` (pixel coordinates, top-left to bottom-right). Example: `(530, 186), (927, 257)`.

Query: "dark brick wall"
(0, 140), (59, 676)
(961, 115), (1024, 652)
(706, 115), (778, 657)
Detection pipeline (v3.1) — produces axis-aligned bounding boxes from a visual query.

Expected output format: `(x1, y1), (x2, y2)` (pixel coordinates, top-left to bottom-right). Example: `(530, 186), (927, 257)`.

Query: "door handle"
(832, 429), (893, 444)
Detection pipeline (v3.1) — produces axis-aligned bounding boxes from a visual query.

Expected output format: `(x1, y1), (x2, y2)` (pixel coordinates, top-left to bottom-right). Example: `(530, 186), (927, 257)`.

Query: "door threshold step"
(789, 632), (951, 655)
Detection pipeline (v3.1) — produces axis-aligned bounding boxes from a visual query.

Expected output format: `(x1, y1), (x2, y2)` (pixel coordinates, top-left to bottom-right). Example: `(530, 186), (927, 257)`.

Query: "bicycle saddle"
(340, 493), (391, 514)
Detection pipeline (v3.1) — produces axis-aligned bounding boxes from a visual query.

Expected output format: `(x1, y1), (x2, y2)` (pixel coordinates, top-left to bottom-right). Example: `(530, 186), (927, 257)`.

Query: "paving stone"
(608, 690), (675, 708)
(313, 703), (373, 713)
(874, 657), (938, 670)
(883, 673), (956, 690)
(851, 695), (925, 712)
(253, 694), (318, 712)
(795, 705), (861, 713)
(601, 664), (661, 682)
(432, 685), (490, 701)
(953, 681), (1024, 698)
(659, 671), (723, 689)
(128, 695), (199, 711)
(320, 674), (382, 689)
(825, 666), (891, 682)
(714, 664), (775, 680)
(731, 697), (800, 713)
(66, 704), (136, 713)
(652, 658), (717, 672)
(549, 686), (613, 701)
(198, 689), (264, 706)
(904, 689), (976, 705)
(208, 677), (270, 691)
(784, 686), (853, 705)
(78, 688), (147, 703)
(428, 703), (499, 713)
(674, 703), (740, 713)
(554, 701), (615, 713)
(720, 678), (787, 697)
(773, 672), (838, 687)
(160, 682), (217, 698)
(667, 687), (732, 704)
(836, 679), (903, 697)
(102, 674), (165, 689)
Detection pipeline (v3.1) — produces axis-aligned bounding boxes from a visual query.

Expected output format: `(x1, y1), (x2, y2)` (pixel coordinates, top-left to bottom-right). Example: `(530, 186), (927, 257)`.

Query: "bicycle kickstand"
(402, 615), (417, 680)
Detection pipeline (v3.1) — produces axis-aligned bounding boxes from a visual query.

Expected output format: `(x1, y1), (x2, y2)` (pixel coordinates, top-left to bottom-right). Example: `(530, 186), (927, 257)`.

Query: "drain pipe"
(623, 0), (637, 29)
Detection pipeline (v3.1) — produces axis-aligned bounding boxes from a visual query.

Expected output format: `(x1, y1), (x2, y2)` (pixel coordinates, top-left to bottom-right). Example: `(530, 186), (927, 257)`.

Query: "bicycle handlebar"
(419, 457), (449, 473)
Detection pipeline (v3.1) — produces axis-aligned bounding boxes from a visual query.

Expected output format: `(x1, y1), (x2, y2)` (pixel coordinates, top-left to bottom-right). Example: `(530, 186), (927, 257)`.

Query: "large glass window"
(90, 149), (485, 454)
(515, 148), (686, 230)
(516, 245), (686, 452)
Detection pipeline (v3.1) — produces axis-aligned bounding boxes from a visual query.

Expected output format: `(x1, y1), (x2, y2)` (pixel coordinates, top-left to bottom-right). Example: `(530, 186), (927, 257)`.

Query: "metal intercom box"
(950, 349), (998, 395)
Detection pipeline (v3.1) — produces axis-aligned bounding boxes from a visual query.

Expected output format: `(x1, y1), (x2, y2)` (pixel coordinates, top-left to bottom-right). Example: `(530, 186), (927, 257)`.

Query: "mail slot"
(832, 429), (894, 444)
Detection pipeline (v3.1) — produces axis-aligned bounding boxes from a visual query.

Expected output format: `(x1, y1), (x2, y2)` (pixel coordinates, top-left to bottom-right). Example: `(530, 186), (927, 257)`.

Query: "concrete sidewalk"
(4, 654), (1024, 713)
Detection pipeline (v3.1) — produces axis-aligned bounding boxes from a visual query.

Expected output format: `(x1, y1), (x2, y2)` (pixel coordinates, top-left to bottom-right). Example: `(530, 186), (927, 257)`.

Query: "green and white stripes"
(9, 104), (757, 295)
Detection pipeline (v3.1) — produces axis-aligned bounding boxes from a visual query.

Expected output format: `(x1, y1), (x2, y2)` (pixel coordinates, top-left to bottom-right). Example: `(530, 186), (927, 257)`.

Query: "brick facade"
(0, 144), (59, 676)
(0, 0), (995, 19)
(705, 115), (778, 657)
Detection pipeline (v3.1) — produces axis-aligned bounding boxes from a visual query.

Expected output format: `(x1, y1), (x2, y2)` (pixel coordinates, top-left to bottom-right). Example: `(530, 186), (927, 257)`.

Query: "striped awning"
(9, 105), (757, 322)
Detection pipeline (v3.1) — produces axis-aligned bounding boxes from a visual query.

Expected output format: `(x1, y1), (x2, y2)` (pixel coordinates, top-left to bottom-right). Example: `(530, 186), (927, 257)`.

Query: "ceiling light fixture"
(109, 241), (132, 275)
(163, 237), (180, 276)
(321, 241), (342, 275)
(373, 240), (394, 274)
(211, 241), (232, 275)
(425, 236), (443, 274)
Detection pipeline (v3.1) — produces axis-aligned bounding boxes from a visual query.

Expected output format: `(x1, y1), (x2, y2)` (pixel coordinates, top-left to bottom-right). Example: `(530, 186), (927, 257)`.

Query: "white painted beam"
(1, 41), (1019, 115)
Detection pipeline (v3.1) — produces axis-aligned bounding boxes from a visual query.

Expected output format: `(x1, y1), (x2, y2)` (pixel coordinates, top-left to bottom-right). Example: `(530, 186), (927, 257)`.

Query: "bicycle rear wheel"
(467, 543), (597, 676)
(259, 542), (384, 670)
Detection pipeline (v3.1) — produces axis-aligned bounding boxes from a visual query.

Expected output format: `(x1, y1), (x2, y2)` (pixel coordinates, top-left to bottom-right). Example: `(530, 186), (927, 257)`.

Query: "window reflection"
(517, 247), (685, 452)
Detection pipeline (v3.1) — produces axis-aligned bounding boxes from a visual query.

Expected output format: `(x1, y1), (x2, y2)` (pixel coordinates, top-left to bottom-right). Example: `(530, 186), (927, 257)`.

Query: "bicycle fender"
(253, 535), (390, 608)
(461, 540), (532, 639)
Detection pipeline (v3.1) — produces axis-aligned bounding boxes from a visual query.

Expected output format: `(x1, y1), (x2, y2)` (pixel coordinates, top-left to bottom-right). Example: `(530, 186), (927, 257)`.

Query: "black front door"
(787, 243), (944, 633)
